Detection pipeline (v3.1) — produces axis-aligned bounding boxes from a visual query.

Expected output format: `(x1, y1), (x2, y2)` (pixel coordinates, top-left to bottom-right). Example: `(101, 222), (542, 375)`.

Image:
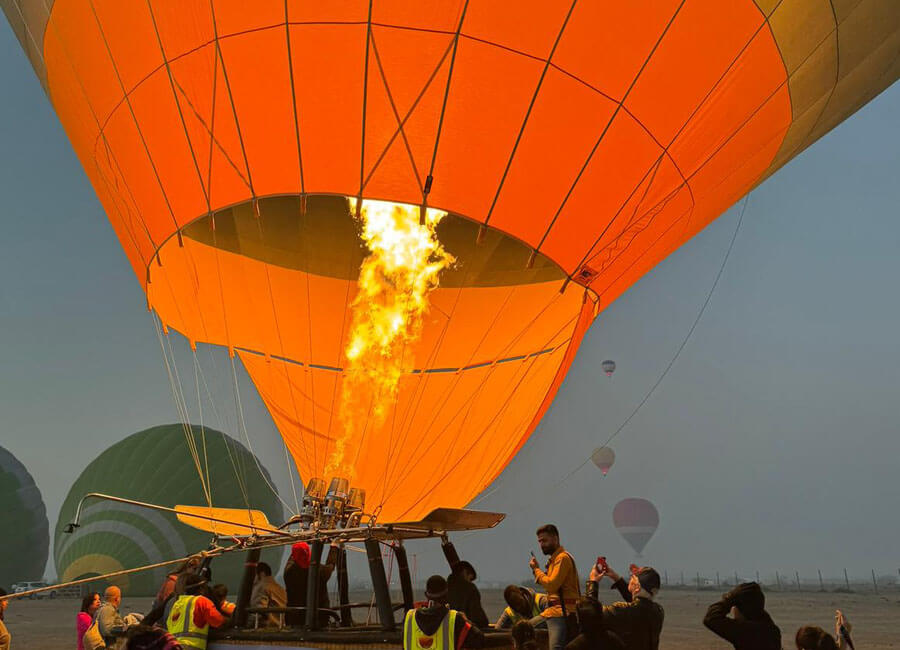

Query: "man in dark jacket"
(703, 582), (781, 650)
(404, 575), (484, 650)
(447, 560), (490, 628)
(591, 562), (664, 650)
(284, 541), (339, 626)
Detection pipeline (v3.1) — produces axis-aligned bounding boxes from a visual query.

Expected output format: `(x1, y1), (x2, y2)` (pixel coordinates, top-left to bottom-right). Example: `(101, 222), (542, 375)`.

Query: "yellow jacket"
(532, 546), (580, 618)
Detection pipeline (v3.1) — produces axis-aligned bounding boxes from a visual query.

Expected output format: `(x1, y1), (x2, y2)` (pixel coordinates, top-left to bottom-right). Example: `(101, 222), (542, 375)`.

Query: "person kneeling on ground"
(495, 585), (548, 629)
(161, 573), (227, 649)
(590, 561), (664, 650)
(703, 582), (781, 650)
(403, 575), (484, 650)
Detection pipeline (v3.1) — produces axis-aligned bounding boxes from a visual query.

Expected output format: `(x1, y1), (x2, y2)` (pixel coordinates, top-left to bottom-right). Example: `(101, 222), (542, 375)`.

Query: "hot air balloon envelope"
(3, 0), (898, 521)
(613, 498), (659, 556)
(591, 446), (615, 475)
(601, 360), (617, 377)
(0, 446), (49, 588)
(55, 425), (284, 595)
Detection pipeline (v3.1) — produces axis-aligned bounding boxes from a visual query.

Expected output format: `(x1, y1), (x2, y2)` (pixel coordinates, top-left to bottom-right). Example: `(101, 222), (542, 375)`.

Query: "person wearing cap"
(590, 561), (664, 650)
(404, 575), (484, 650)
(495, 585), (549, 629)
(162, 573), (227, 649)
(703, 582), (781, 650)
(528, 524), (580, 650)
(284, 541), (340, 627)
(447, 560), (489, 628)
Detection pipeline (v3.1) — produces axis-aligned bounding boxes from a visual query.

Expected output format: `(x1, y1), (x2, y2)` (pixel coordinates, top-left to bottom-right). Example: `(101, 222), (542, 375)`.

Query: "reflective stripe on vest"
(404, 608), (458, 650)
(504, 591), (544, 624)
(166, 595), (209, 650)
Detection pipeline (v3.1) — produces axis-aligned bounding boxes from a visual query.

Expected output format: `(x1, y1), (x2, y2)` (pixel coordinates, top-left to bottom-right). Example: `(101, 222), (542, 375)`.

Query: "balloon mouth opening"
(174, 193), (567, 289)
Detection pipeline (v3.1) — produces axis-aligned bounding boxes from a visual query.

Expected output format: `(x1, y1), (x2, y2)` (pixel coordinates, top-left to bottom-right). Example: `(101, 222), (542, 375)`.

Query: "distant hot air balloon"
(613, 498), (659, 556)
(591, 446), (615, 476)
(54, 425), (284, 595)
(0, 445), (49, 588)
(3, 1), (898, 520)
(601, 360), (617, 377)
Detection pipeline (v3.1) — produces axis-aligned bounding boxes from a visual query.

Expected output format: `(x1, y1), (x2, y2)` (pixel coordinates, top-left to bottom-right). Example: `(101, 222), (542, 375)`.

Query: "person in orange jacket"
(528, 524), (580, 650)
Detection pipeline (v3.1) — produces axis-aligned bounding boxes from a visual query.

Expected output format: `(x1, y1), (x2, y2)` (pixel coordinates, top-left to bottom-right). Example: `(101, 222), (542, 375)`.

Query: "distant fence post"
(843, 568), (850, 590)
(795, 571), (801, 593)
(871, 569), (878, 593)
(775, 571), (781, 590)
(734, 571), (739, 586)
(716, 571), (720, 587)
(664, 570), (668, 586)
(680, 571), (684, 586)
(696, 572), (701, 590)
(818, 569), (824, 591)
(756, 570), (760, 584)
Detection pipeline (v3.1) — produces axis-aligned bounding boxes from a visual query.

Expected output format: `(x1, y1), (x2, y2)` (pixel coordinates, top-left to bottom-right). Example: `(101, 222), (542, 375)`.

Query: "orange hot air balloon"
(4, 1), (898, 522)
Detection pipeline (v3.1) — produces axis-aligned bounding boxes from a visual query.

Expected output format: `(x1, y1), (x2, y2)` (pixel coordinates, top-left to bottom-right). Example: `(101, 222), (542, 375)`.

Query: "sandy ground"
(4, 589), (897, 648)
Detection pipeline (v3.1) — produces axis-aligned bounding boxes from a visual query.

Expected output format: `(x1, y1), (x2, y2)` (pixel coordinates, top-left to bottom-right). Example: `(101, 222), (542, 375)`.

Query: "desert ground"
(4, 588), (897, 648)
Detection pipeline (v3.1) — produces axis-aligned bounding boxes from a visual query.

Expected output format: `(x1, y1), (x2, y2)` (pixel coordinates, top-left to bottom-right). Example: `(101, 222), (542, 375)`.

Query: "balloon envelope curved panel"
(613, 498), (659, 556)
(3, 1), (898, 518)
(0, 446), (50, 588)
(54, 425), (284, 596)
(591, 447), (615, 475)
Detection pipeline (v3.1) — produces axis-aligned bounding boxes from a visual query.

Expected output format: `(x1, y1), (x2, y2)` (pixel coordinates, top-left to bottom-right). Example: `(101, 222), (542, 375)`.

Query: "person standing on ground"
(403, 575), (484, 650)
(250, 562), (288, 628)
(447, 561), (489, 628)
(590, 561), (664, 650)
(0, 588), (10, 650)
(98, 586), (128, 649)
(528, 524), (580, 650)
(703, 582), (781, 650)
(77, 592), (102, 650)
(163, 574), (227, 649)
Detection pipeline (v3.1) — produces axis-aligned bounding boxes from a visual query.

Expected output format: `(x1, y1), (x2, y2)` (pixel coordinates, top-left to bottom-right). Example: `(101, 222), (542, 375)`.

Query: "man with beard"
(528, 524), (579, 650)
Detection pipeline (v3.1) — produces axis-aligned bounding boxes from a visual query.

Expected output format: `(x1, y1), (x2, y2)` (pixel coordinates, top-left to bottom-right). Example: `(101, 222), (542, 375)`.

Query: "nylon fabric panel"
(149, 237), (582, 372)
(462, 0), (573, 60)
(540, 113), (664, 273)
(426, 37), (544, 222)
(624, 0), (767, 145)
(486, 66), (618, 246)
(242, 338), (576, 522)
(552, 0), (683, 102)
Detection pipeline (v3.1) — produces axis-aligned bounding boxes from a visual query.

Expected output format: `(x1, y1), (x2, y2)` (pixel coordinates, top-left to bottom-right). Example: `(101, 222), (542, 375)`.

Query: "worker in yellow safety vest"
(495, 585), (549, 629)
(404, 575), (485, 650)
(164, 574), (227, 650)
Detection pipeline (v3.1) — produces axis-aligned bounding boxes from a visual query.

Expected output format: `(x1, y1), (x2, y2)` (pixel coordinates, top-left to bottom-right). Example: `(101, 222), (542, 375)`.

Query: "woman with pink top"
(77, 592), (101, 650)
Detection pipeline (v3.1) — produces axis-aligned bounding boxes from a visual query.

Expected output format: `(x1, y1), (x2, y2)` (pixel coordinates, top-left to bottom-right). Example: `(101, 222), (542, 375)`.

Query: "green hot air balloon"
(55, 424), (284, 596)
(0, 445), (50, 589)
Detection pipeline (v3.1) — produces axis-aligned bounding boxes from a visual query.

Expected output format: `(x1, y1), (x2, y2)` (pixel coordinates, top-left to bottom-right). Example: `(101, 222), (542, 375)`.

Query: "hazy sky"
(1, 21), (898, 586)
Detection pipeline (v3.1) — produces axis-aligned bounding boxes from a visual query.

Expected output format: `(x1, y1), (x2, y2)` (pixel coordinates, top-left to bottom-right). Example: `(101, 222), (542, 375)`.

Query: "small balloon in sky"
(601, 360), (617, 376)
(591, 446), (616, 476)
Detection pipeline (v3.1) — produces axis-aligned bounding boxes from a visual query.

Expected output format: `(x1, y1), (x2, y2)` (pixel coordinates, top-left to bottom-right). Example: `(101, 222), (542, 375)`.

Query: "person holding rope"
(528, 524), (579, 650)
